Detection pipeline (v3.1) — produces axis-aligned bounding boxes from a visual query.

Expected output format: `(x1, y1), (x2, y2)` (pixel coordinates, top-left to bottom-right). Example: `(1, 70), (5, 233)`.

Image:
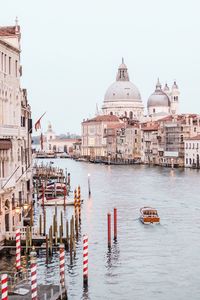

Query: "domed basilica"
(102, 59), (144, 120)
(102, 59), (179, 120)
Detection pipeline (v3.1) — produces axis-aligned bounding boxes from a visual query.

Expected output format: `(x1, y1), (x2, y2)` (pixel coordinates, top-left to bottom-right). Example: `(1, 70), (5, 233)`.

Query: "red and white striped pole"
(59, 243), (65, 289)
(16, 228), (21, 271)
(83, 234), (88, 287)
(1, 274), (8, 300)
(30, 247), (38, 300)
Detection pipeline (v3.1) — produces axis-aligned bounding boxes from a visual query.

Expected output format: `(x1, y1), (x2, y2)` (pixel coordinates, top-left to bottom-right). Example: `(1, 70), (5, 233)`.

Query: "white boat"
(39, 197), (74, 206)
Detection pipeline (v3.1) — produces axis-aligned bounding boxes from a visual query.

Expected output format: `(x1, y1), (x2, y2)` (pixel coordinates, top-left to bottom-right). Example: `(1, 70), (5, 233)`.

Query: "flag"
(34, 112), (46, 131)
(40, 133), (44, 150)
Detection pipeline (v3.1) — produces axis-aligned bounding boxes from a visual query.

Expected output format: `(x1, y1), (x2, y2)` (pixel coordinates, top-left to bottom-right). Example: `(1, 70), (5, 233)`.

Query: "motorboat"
(140, 207), (160, 224)
(39, 196), (74, 206)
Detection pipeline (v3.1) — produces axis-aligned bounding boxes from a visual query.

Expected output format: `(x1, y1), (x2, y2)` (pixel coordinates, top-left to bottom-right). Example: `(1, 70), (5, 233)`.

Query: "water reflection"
(1, 160), (200, 299)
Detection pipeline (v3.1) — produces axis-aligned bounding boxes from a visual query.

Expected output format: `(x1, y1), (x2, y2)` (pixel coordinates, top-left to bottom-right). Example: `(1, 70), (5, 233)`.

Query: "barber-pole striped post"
(59, 243), (65, 289)
(16, 228), (21, 271)
(30, 247), (38, 300)
(78, 186), (81, 222)
(83, 234), (88, 287)
(1, 274), (8, 300)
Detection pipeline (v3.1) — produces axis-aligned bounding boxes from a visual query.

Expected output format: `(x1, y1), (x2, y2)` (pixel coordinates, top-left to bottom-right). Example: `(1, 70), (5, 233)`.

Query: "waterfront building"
(184, 135), (200, 168)
(0, 21), (32, 242)
(38, 123), (81, 156)
(116, 122), (142, 162)
(81, 115), (122, 160)
(102, 59), (144, 120)
(141, 122), (161, 165)
(141, 114), (200, 167)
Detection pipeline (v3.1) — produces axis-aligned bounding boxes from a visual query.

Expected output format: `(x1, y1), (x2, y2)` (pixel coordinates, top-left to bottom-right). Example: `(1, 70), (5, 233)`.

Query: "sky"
(1, 0), (200, 135)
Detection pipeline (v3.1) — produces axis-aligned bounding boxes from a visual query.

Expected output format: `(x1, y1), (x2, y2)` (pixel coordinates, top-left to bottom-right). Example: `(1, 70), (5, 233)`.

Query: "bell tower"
(170, 81), (179, 114)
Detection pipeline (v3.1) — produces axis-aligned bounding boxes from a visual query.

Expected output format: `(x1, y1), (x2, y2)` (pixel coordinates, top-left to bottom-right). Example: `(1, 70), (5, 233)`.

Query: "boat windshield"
(143, 210), (158, 216)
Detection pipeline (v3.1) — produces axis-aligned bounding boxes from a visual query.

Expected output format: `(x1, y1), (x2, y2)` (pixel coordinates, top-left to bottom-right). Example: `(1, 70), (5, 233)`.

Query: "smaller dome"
(147, 79), (170, 108)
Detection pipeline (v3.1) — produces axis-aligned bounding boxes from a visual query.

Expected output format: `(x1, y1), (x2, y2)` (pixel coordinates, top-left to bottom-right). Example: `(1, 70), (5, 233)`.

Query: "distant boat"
(39, 197), (74, 206)
(140, 207), (160, 224)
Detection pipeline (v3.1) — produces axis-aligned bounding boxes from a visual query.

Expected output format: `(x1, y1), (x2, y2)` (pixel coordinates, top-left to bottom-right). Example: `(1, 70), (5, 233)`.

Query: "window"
(15, 60), (18, 77)
(9, 57), (11, 75)
(189, 143), (191, 149)
(1, 52), (3, 71)
(194, 127), (196, 132)
(110, 112), (113, 115)
(193, 143), (194, 149)
(186, 143), (188, 149)
(186, 158), (188, 164)
(4, 54), (6, 73)
(135, 138), (137, 143)
(189, 158), (192, 165)
(180, 135), (183, 142)
(135, 130), (137, 134)
(153, 108), (155, 113)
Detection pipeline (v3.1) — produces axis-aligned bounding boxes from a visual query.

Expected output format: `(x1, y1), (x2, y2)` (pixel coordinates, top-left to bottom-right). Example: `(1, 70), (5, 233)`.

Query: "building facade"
(0, 22), (32, 242)
(81, 115), (121, 160)
(184, 135), (200, 168)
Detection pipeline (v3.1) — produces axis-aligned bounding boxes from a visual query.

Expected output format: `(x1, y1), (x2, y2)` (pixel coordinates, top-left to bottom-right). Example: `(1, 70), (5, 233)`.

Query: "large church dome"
(104, 81), (141, 103)
(102, 59), (144, 120)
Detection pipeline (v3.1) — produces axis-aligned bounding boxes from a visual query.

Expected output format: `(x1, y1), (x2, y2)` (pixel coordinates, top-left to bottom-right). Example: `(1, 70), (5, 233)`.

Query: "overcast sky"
(1, 0), (200, 134)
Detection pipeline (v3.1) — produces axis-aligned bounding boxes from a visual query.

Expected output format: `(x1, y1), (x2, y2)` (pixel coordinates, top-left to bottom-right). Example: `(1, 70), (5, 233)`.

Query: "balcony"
(0, 177), (16, 192)
(0, 125), (18, 137)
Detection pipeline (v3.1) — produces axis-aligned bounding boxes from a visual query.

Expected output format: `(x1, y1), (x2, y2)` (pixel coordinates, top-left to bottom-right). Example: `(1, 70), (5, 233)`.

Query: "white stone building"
(102, 59), (144, 120)
(0, 21), (32, 242)
(184, 135), (200, 168)
(147, 79), (179, 118)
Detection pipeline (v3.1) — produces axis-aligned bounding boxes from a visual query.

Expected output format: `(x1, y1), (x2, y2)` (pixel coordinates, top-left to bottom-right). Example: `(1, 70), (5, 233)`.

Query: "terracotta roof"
(185, 134), (200, 141)
(107, 123), (125, 129)
(0, 26), (17, 36)
(141, 124), (159, 131)
(83, 115), (120, 123)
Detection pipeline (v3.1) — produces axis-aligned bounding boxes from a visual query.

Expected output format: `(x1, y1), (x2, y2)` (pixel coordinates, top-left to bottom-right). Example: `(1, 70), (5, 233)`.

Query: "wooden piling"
(46, 234), (49, 264)
(114, 208), (117, 241)
(39, 214), (42, 236)
(107, 213), (111, 248)
(66, 220), (69, 251)
(43, 209), (46, 236)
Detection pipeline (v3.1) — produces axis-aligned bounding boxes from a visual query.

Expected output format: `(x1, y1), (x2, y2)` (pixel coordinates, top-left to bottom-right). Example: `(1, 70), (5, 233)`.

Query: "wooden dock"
(8, 284), (67, 299)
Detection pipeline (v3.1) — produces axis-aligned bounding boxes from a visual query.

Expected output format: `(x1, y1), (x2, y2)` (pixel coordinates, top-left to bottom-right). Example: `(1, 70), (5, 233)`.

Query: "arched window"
(110, 112), (113, 115)
(124, 111), (127, 117)
(53, 145), (56, 152)
(129, 111), (133, 119)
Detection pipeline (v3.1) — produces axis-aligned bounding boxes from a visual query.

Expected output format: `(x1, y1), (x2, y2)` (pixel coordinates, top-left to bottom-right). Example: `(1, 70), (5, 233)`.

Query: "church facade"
(101, 59), (180, 120)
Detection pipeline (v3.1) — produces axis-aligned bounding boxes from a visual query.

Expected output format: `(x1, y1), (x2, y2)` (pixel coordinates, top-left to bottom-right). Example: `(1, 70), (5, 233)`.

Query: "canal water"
(1, 159), (200, 300)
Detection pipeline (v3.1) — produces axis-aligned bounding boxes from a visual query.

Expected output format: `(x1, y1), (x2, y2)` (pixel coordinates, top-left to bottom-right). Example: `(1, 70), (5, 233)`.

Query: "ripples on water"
(1, 160), (200, 300)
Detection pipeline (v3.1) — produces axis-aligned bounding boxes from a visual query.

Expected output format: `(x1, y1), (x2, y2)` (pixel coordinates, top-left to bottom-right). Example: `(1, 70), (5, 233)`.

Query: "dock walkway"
(7, 284), (67, 300)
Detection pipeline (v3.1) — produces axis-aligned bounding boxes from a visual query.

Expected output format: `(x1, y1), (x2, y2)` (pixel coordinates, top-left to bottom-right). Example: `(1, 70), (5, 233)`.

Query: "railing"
(0, 124), (19, 137)
(5, 226), (39, 240)
(0, 176), (15, 190)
